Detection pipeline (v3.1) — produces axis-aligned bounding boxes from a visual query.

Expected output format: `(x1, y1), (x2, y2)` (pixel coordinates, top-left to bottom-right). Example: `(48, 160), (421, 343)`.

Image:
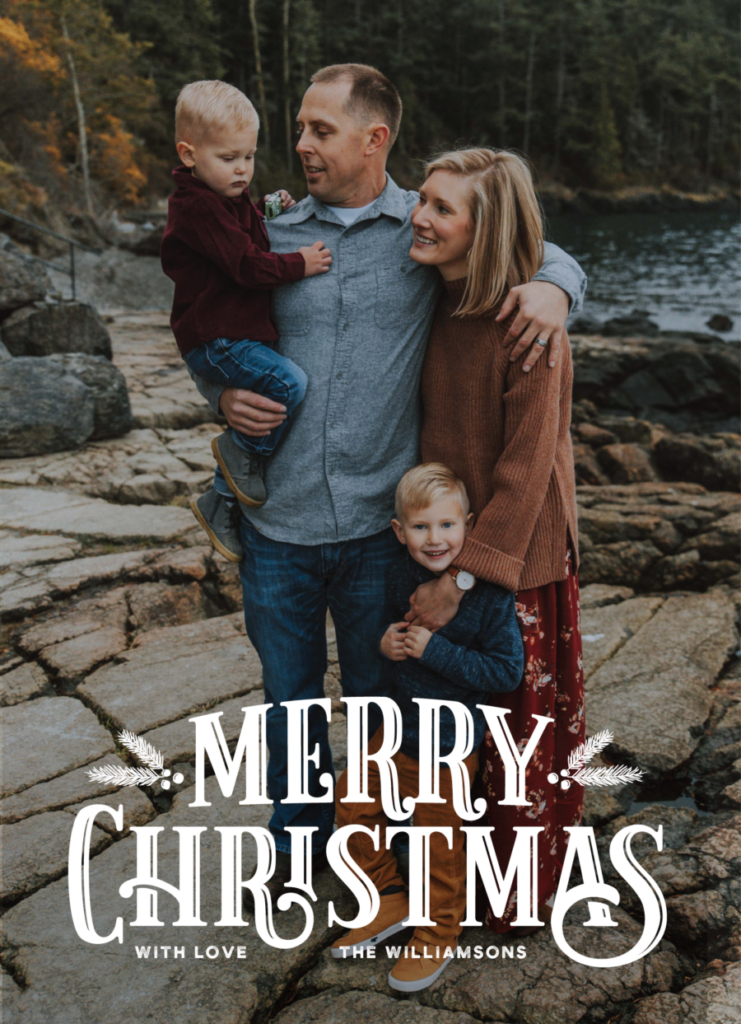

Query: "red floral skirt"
(476, 548), (585, 932)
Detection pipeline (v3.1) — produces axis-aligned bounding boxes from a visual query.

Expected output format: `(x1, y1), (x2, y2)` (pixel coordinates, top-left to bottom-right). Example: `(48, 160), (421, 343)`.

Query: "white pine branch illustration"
(567, 729), (614, 771)
(86, 732), (176, 789)
(86, 764), (163, 787)
(572, 765), (644, 788)
(117, 730), (164, 770)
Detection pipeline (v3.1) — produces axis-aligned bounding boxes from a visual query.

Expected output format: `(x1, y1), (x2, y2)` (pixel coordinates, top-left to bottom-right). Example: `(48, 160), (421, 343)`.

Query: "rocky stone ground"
(0, 316), (738, 1023)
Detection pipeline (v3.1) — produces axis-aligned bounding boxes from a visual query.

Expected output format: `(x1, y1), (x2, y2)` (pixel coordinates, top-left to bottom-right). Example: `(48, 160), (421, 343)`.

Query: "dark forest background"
(0, 0), (738, 225)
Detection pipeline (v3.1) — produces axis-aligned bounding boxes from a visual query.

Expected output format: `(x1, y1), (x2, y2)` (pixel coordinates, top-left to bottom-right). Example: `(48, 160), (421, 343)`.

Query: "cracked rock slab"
(585, 589), (738, 775)
(0, 810), (110, 903)
(0, 530), (82, 569)
(297, 913), (680, 1024)
(0, 754), (138, 825)
(38, 626), (129, 687)
(0, 548), (167, 618)
(0, 487), (197, 542)
(78, 614), (263, 733)
(581, 594), (664, 681)
(0, 662), (53, 707)
(17, 588), (129, 655)
(633, 960), (741, 1024)
(0, 697), (115, 797)
(0, 777), (355, 1024)
(274, 991), (488, 1024)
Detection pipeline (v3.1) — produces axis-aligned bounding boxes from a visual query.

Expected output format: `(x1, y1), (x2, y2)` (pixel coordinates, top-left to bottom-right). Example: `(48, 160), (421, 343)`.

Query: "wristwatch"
(447, 566), (476, 591)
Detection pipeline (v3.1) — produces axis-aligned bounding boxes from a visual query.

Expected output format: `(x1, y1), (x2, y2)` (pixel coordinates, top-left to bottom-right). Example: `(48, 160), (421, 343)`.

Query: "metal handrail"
(0, 207), (102, 300)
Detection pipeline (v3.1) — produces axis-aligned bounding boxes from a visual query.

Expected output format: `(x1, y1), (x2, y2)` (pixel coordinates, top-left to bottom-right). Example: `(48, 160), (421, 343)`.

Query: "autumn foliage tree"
(0, 0), (158, 223)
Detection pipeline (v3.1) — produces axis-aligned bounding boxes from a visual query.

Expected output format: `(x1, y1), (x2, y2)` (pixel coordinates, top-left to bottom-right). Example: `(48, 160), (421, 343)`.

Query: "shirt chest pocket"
(374, 262), (432, 329)
(273, 274), (323, 337)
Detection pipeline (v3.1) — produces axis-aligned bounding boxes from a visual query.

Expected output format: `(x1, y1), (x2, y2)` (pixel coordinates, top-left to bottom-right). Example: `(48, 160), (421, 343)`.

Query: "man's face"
(295, 80), (371, 205)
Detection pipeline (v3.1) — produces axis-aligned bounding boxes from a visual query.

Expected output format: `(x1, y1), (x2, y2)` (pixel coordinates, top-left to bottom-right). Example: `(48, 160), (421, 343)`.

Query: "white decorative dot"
(163, 769), (171, 777)
(560, 769), (569, 777)
(547, 773), (559, 784)
(173, 773), (185, 784)
(560, 780), (571, 791)
(161, 780), (171, 790)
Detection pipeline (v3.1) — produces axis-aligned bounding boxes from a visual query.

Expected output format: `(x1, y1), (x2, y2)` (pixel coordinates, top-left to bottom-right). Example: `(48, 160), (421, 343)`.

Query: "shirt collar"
(285, 173), (408, 226)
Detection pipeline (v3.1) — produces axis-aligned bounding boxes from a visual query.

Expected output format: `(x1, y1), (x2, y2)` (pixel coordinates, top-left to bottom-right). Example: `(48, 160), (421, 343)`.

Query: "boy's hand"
(380, 622), (408, 661)
(403, 624), (432, 659)
(300, 240), (332, 277)
(273, 189), (296, 210)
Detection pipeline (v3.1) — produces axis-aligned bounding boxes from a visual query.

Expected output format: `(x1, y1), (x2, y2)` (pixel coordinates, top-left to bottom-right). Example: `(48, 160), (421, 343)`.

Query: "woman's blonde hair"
(422, 147), (544, 318)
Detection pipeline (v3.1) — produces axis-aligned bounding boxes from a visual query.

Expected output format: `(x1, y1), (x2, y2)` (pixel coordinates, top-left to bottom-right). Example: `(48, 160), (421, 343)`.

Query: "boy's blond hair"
(175, 80), (259, 144)
(395, 463), (470, 519)
(422, 147), (543, 319)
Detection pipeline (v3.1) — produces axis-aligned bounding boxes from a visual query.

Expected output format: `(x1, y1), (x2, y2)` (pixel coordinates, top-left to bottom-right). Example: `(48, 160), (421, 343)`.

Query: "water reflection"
(549, 209), (741, 341)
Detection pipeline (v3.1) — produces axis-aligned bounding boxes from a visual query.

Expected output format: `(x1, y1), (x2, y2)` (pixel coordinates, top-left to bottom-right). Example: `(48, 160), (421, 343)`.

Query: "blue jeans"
(238, 519), (400, 854)
(184, 338), (307, 497)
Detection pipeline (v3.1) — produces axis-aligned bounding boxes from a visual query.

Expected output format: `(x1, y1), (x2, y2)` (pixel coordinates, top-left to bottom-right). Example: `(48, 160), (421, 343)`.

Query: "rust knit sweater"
(420, 277), (579, 592)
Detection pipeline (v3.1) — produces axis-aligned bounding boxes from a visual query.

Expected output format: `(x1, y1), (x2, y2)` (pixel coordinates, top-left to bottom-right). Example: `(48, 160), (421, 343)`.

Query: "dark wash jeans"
(184, 338), (307, 497)
(238, 518), (400, 853)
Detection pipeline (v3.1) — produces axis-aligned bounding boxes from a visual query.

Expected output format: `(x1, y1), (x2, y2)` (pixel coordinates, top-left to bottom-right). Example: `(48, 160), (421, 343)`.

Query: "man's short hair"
(175, 80), (259, 144)
(395, 463), (470, 519)
(310, 64), (402, 145)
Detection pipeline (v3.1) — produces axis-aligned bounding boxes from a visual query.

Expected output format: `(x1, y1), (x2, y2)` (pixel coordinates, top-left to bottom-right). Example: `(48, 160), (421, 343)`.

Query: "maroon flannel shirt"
(161, 166), (305, 357)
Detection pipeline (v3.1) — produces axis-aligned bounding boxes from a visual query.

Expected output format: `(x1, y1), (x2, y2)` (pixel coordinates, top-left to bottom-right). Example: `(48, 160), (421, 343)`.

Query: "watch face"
(456, 571), (475, 591)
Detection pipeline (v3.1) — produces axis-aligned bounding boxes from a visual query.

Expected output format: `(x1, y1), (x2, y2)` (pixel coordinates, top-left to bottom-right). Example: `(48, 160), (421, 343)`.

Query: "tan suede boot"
(388, 932), (455, 992)
(331, 890), (409, 958)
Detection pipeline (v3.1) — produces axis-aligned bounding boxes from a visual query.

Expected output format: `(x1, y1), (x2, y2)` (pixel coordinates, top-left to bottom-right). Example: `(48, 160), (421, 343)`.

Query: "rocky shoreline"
(0, 292), (739, 1020)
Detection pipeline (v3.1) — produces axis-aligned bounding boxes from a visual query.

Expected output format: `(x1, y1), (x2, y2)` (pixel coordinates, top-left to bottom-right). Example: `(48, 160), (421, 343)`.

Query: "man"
(191, 64), (586, 900)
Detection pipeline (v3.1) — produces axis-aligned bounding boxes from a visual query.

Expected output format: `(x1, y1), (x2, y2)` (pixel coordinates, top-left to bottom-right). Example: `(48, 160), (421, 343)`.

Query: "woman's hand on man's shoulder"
(496, 281), (570, 371)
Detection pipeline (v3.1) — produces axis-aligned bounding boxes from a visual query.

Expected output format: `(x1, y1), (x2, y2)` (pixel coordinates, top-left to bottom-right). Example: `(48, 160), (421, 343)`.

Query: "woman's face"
(409, 170), (475, 280)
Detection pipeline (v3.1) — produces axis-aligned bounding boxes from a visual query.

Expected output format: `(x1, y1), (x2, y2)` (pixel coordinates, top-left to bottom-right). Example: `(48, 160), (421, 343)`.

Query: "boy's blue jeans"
(184, 338), (307, 498)
(238, 518), (400, 854)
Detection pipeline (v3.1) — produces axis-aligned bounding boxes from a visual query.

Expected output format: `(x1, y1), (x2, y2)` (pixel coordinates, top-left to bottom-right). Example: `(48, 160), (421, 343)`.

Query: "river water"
(548, 209), (741, 341)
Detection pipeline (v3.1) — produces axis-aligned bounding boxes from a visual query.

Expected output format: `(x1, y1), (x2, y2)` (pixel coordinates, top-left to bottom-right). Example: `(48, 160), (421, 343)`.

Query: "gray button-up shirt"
(192, 175), (586, 546)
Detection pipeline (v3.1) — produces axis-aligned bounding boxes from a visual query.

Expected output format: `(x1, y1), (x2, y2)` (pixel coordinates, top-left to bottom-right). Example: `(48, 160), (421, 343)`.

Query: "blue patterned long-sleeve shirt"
(382, 552), (524, 761)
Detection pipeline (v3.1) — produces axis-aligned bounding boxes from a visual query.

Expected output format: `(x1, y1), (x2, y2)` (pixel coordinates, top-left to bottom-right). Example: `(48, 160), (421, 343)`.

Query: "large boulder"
(0, 238), (49, 312)
(48, 353), (132, 439)
(653, 433), (741, 492)
(1, 301), (112, 359)
(0, 354), (131, 457)
(571, 333), (740, 434)
(0, 357), (95, 456)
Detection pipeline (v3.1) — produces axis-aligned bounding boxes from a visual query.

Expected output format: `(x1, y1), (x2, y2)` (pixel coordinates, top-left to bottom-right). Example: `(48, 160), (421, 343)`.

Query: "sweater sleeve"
(452, 324), (567, 591)
(418, 590), (523, 693)
(175, 194), (305, 290)
(533, 241), (587, 313)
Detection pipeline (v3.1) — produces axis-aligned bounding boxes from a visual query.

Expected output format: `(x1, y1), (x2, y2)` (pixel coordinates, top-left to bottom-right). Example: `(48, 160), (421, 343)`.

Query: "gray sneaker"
(211, 432), (267, 508)
(190, 488), (243, 562)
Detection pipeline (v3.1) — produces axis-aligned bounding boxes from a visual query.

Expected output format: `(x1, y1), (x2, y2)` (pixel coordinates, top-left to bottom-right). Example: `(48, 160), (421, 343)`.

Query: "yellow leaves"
(0, 16), (61, 77)
(0, 158), (48, 219)
(90, 114), (147, 205)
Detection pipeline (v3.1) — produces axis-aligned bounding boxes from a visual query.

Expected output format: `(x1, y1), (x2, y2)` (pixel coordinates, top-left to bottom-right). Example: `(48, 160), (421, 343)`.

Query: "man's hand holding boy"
(380, 621), (409, 661)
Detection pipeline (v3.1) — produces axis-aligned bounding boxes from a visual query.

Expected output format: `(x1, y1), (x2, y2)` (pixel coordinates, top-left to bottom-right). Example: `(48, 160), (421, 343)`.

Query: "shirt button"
(336, 373), (343, 380)
(343, 323), (350, 330)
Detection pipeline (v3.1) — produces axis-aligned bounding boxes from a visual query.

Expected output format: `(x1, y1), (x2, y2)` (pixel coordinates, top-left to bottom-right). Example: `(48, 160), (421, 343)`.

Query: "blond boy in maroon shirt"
(161, 80), (331, 561)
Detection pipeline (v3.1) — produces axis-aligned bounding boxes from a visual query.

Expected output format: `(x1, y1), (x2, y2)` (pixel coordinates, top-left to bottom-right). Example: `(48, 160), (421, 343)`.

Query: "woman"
(408, 147), (584, 932)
